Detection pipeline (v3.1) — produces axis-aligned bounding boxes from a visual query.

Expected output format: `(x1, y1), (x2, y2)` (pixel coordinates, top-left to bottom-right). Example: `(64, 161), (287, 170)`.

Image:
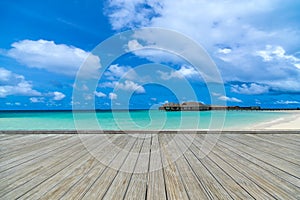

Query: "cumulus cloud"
(115, 80), (145, 93)
(100, 80), (145, 94)
(231, 83), (269, 95)
(274, 100), (300, 105)
(266, 79), (300, 93)
(30, 97), (45, 103)
(105, 0), (162, 30)
(212, 92), (242, 103)
(105, 0), (300, 93)
(218, 48), (232, 54)
(94, 91), (106, 98)
(99, 81), (116, 88)
(52, 91), (66, 101)
(105, 0), (288, 53)
(109, 92), (117, 100)
(218, 95), (242, 103)
(256, 45), (300, 69)
(6, 39), (101, 78)
(157, 65), (199, 80)
(104, 64), (138, 80)
(0, 67), (41, 98)
(83, 94), (93, 100)
(126, 39), (183, 63)
(6, 102), (21, 106)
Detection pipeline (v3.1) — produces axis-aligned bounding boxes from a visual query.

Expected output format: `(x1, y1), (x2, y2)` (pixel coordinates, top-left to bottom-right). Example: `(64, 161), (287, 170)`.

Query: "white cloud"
(213, 92), (242, 103)
(127, 39), (144, 50)
(100, 80), (145, 94)
(52, 91), (66, 101)
(99, 81), (116, 88)
(126, 39), (183, 63)
(115, 80), (145, 93)
(105, 0), (162, 30)
(104, 64), (138, 80)
(106, 0), (282, 51)
(0, 67), (41, 98)
(274, 100), (300, 105)
(70, 101), (80, 106)
(266, 79), (300, 93)
(105, 0), (300, 93)
(218, 48), (232, 54)
(6, 39), (101, 78)
(218, 95), (242, 103)
(255, 99), (261, 105)
(6, 102), (21, 106)
(231, 83), (269, 95)
(157, 65), (199, 80)
(84, 94), (92, 100)
(30, 97), (45, 103)
(109, 92), (117, 100)
(256, 45), (300, 68)
(0, 67), (12, 81)
(94, 91), (106, 98)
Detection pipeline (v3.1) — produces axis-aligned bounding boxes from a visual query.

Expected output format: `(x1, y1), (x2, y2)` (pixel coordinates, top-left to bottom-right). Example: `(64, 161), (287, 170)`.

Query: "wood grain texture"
(0, 133), (299, 199)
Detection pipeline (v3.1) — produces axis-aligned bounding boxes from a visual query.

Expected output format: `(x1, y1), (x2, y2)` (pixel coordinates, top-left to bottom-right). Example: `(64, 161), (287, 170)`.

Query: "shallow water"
(0, 110), (289, 130)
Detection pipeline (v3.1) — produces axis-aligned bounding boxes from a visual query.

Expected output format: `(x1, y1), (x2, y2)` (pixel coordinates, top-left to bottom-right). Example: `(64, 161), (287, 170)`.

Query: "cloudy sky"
(1, 0), (300, 110)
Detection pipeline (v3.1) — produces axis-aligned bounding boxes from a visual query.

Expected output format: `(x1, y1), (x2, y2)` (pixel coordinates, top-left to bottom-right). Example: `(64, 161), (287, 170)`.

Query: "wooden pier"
(0, 132), (299, 199)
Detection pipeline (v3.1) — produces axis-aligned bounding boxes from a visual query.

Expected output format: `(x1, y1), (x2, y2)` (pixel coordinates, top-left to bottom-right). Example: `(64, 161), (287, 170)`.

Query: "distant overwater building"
(159, 102), (261, 111)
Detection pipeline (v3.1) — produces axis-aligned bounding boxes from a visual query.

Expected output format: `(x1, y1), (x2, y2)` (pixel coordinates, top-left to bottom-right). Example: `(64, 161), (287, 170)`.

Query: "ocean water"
(0, 110), (289, 130)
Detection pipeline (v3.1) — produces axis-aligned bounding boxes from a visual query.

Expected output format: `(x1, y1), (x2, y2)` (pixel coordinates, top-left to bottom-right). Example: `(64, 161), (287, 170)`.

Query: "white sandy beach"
(251, 111), (300, 130)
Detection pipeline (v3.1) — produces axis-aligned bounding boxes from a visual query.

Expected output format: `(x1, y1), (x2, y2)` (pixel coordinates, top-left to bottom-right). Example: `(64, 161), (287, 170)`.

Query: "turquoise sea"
(0, 110), (289, 130)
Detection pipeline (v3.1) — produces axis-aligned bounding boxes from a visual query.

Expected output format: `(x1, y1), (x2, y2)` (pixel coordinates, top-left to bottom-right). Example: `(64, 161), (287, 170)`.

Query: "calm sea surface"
(0, 110), (288, 130)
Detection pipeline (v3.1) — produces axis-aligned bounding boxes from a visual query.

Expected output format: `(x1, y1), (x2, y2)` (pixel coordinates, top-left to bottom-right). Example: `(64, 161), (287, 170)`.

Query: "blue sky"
(1, 0), (300, 110)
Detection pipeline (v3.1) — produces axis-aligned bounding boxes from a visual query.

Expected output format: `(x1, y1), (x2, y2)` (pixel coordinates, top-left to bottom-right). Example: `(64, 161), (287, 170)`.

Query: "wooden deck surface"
(0, 133), (299, 199)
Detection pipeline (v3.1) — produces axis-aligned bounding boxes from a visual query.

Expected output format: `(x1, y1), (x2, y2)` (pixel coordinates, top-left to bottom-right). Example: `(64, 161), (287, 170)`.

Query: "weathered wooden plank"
(212, 139), (300, 199)
(0, 133), (299, 199)
(229, 134), (300, 163)
(0, 135), (66, 161)
(251, 134), (300, 151)
(146, 134), (167, 200)
(274, 134), (300, 142)
(123, 135), (152, 200)
(0, 135), (101, 199)
(100, 135), (146, 200)
(39, 135), (124, 199)
(0, 135), (74, 169)
(59, 135), (129, 200)
(180, 134), (254, 199)
(81, 135), (139, 199)
(193, 134), (300, 199)
(174, 134), (233, 199)
(0, 135), (79, 177)
(159, 134), (190, 200)
(165, 134), (210, 199)
(0, 134), (32, 142)
(218, 135), (300, 188)
(21, 135), (117, 199)
(0, 135), (79, 185)
(223, 135), (300, 178)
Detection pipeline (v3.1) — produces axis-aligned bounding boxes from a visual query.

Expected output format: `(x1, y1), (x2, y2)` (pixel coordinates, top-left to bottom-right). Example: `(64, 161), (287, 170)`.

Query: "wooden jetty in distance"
(159, 101), (299, 111)
(159, 102), (261, 111)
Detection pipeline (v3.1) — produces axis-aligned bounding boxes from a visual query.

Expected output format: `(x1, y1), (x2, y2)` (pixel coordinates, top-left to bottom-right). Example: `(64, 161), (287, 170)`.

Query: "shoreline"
(251, 110), (300, 130)
(1, 129), (299, 134)
(1, 110), (299, 133)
